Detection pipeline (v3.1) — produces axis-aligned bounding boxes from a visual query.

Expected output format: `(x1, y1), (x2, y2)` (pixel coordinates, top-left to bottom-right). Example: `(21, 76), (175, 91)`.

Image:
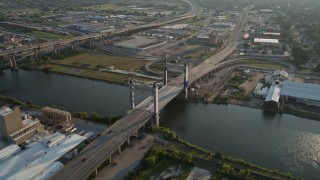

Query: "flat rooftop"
(114, 35), (164, 49)
(281, 81), (320, 102)
(0, 133), (85, 179)
(161, 24), (188, 30)
(0, 106), (13, 116)
(254, 38), (279, 44)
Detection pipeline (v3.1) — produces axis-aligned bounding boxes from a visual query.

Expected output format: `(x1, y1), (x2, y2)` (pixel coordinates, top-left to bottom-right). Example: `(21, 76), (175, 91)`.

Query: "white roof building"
(0, 133), (85, 179)
(0, 145), (21, 162)
(254, 38), (279, 44)
(263, 32), (281, 36)
(265, 85), (281, 103)
(161, 24), (188, 30)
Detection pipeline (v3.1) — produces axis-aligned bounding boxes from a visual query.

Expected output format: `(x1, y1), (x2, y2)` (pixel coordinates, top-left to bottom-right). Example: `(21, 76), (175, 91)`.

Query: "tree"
(315, 64), (320, 72)
(292, 45), (312, 65)
(215, 151), (223, 159)
(90, 112), (100, 120)
(145, 156), (157, 166)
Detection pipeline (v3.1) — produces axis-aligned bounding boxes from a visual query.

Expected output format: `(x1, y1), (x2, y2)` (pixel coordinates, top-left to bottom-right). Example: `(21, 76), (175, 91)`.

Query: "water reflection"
(161, 101), (320, 179)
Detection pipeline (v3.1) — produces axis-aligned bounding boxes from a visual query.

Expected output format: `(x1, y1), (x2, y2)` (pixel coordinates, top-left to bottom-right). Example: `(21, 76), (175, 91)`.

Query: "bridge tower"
(129, 79), (160, 126)
(54, 44), (60, 55)
(163, 61), (189, 99)
(8, 53), (17, 70)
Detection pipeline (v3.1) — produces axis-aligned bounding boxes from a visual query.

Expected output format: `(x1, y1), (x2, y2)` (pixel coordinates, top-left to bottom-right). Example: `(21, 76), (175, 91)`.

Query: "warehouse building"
(264, 69), (293, 85)
(0, 133), (85, 179)
(280, 81), (320, 107)
(262, 85), (281, 111)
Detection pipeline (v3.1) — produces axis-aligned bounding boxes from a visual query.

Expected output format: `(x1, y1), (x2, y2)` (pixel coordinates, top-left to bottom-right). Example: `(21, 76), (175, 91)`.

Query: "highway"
(53, 6), (249, 180)
(0, 14), (194, 57)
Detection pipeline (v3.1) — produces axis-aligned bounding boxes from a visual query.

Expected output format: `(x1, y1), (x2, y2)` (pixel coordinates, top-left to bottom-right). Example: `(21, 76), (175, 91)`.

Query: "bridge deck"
(53, 7), (248, 180)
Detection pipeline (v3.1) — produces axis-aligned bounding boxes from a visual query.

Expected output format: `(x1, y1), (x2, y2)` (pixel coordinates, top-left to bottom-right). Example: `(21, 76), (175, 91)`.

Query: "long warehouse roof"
(254, 38), (279, 44)
(0, 133), (85, 179)
(281, 81), (320, 102)
(265, 85), (281, 102)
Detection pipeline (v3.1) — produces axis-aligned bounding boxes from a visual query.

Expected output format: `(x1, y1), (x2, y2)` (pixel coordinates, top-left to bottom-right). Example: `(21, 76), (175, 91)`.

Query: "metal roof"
(0, 145), (21, 162)
(0, 134), (85, 179)
(254, 38), (279, 44)
(281, 81), (320, 102)
(265, 85), (281, 102)
(0, 106), (13, 116)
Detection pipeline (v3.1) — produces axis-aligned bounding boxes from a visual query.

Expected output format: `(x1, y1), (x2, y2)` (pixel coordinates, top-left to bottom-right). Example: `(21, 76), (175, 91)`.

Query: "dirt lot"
(239, 72), (266, 95)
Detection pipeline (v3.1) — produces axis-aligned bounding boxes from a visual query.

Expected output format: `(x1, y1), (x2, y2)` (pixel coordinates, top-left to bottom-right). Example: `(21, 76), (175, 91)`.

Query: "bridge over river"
(53, 6), (249, 180)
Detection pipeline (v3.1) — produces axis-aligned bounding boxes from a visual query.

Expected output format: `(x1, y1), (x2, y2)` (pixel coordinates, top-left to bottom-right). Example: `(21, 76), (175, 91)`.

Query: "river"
(1, 70), (319, 179)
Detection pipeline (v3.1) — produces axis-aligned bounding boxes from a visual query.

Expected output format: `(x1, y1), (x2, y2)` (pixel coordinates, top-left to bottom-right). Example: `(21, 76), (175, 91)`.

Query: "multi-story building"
(42, 107), (72, 125)
(0, 106), (44, 144)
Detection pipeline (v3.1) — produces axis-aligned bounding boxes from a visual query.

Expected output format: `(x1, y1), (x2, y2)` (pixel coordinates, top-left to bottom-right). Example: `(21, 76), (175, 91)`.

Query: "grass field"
(27, 31), (64, 39)
(42, 64), (153, 84)
(55, 53), (147, 70)
(238, 59), (287, 69)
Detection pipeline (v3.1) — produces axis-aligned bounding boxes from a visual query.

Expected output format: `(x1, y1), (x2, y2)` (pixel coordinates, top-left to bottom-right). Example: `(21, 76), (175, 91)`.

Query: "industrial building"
(114, 35), (166, 51)
(264, 69), (293, 85)
(281, 81), (320, 107)
(0, 133), (86, 179)
(253, 83), (269, 98)
(42, 107), (72, 125)
(0, 144), (21, 162)
(0, 106), (44, 144)
(262, 85), (281, 111)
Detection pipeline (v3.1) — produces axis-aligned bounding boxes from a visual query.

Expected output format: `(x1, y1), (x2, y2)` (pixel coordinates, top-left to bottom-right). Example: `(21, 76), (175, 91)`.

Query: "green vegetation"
(283, 107), (320, 121)
(149, 126), (299, 180)
(0, 95), (40, 109)
(153, 126), (213, 155)
(27, 31), (65, 39)
(42, 64), (152, 84)
(38, 52), (152, 84)
(220, 163), (253, 180)
(72, 111), (120, 124)
(54, 53), (147, 70)
(212, 96), (229, 105)
(238, 59), (287, 69)
(124, 146), (194, 180)
(314, 64), (320, 72)
(292, 46), (312, 66)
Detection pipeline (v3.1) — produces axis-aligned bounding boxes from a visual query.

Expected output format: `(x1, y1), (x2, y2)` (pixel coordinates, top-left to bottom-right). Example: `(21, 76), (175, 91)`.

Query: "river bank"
(124, 126), (299, 180)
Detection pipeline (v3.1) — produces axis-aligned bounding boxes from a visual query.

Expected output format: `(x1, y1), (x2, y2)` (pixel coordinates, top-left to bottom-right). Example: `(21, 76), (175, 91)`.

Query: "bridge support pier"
(8, 53), (17, 70)
(154, 83), (159, 126)
(95, 169), (98, 176)
(109, 156), (112, 163)
(129, 80), (135, 110)
(34, 48), (40, 60)
(54, 44), (60, 55)
(128, 80), (160, 126)
(71, 41), (80, 52)
(118, 146), (121, 154)
(127, 137), (130, 145)
(184, 62), (189, 100)
(163, 60), (168, 85)
(164, 61), (189, 99)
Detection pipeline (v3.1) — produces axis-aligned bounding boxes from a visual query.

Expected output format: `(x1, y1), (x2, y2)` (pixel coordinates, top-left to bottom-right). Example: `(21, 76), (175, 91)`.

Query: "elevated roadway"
(53, 6), (249, 180)
(0, 14), (194, 57)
